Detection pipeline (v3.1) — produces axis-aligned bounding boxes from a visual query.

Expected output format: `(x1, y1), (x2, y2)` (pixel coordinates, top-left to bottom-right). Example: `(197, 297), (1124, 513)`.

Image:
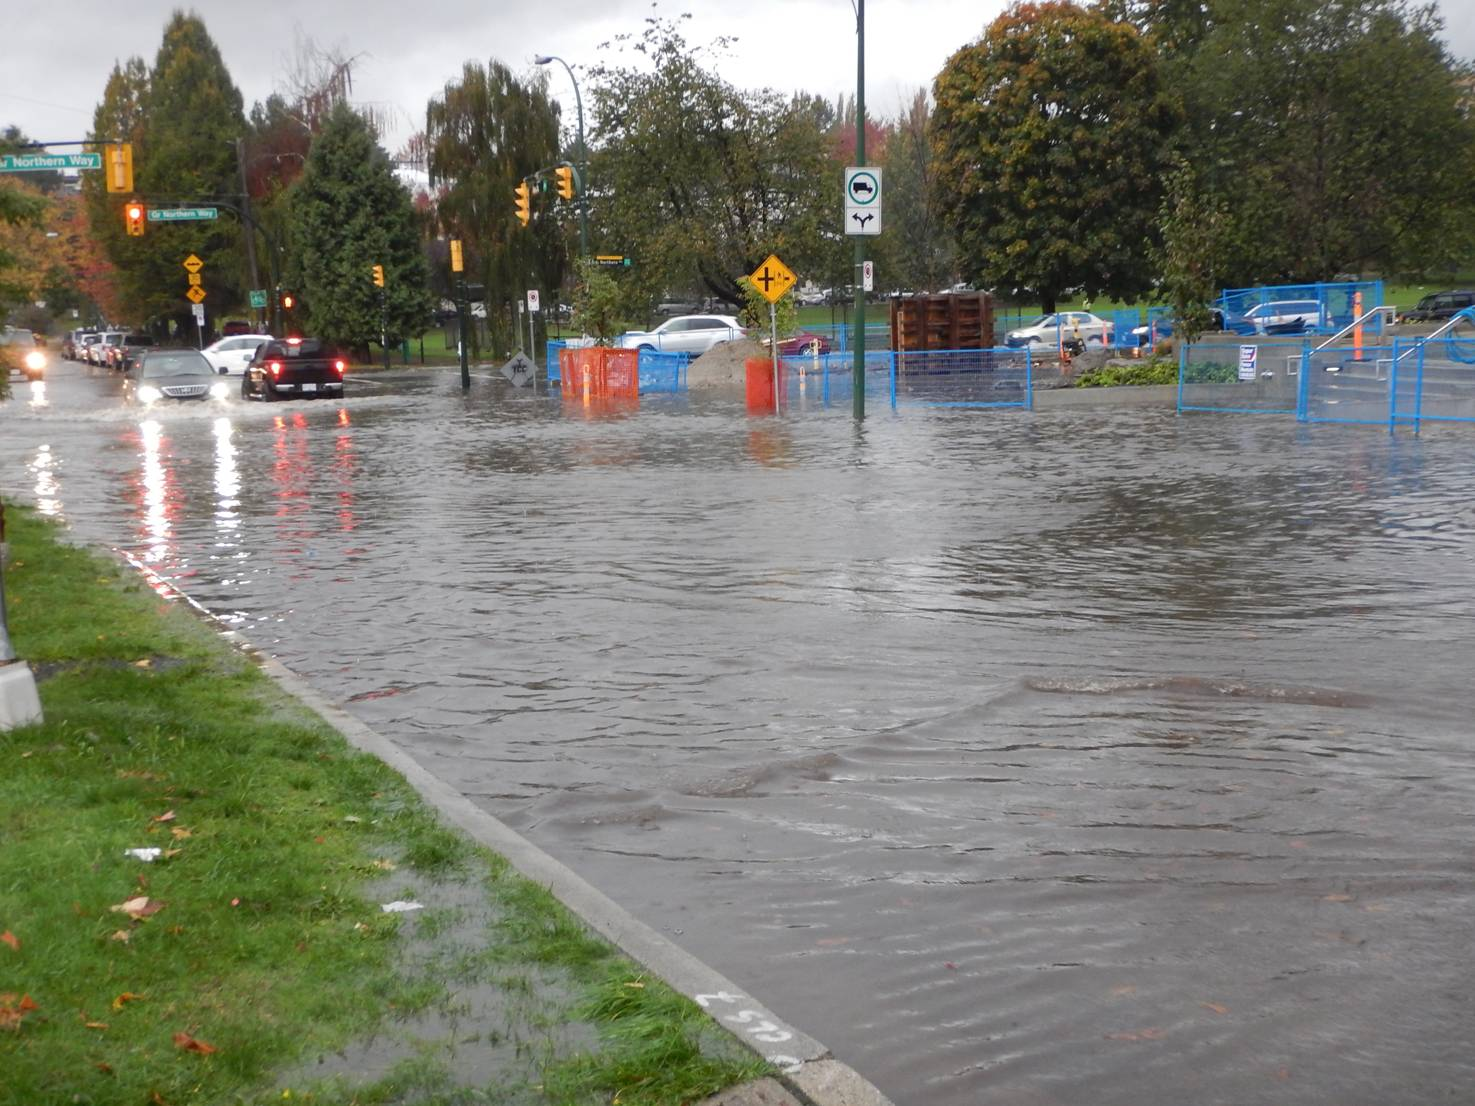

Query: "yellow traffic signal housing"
(514, 180), (531, 227)
(555, 165), (574, 200)
(124, 201), (146, 236)
(372, 263), (386, 288)
(449, 239), (464, 273)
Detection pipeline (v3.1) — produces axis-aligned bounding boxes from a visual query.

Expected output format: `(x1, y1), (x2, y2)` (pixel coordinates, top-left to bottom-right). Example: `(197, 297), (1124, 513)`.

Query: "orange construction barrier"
(559, 347), (640, 403)
(745, 357), (784, 414)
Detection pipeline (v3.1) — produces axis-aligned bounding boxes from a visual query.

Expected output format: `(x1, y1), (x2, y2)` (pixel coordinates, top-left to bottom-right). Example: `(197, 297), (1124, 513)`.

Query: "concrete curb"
(1032, 382), (1179, 408)
(113, 548), (894, 1106)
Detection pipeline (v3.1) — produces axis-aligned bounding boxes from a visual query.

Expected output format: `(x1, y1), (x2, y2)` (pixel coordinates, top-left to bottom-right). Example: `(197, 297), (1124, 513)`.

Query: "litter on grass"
(124, 848), (163, 863)
(380, 900), (424, 914)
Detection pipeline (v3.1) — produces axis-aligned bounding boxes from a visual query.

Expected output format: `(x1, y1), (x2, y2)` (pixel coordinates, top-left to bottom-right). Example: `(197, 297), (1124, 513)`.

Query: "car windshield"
(142, 352), (212, 378)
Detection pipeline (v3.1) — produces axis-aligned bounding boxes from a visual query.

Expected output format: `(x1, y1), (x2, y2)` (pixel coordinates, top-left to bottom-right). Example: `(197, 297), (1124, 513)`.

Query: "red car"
(776, 332), (832, 356)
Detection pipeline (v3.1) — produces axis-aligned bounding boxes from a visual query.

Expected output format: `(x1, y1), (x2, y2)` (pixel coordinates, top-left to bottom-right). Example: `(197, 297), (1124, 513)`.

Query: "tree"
(587, 15), (832, 309)
(929, 1), (1180, 311)
(426, 60), (565, 356)
(82, 58), (149, 324)
(286, 102), (434, 350)
(883, 91), (955, 293)
(1167, 0), (1475, 283)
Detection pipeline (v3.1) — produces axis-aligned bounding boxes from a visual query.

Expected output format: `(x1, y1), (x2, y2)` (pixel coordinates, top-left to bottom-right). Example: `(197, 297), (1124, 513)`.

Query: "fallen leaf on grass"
(173, 1031), (217, 1054)
(370, 858), (396, 871)
(85, 1020), (109, 1030)
(0, 931), (18, 952)
(152, 810), (176, 823)
(170, 827), (191, 840)
(110, 897), (165, 920)
(134, 658), (153, 669)
(0, 993), (38, 1031)
(623, 980), (645, 989)
(1200, 1002), (1230, 1015)
(111, 992), (145, 1011)
(110, 930), (132, 944)
(95, 1061), (113, 1074)
(151, 1091), (171, 1105)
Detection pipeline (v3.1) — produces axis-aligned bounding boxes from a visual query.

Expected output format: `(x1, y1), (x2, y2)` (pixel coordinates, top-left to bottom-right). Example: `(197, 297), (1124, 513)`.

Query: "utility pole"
(233, 138), (262, 330)
(853, 0), (867, 421)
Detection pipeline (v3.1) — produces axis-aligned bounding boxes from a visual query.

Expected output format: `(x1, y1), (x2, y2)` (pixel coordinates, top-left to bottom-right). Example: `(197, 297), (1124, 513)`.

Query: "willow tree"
(930, 1), (1179, 311)
(426, 61), (565, 356)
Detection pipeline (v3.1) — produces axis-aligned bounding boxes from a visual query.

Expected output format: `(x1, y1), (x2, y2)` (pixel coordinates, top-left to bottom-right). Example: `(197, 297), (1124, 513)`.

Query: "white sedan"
(617, 314), (745, 355)
(202, 334), (273, 376)
(1005, 311), (1112, 349)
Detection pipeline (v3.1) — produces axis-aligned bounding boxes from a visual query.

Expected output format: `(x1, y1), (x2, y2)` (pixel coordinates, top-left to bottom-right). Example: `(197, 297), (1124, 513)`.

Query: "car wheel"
(261, 381), (278, 402)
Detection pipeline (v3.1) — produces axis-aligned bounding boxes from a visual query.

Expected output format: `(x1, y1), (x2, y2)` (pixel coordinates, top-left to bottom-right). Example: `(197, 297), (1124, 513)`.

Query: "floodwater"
(5, 364), (1474, 1105)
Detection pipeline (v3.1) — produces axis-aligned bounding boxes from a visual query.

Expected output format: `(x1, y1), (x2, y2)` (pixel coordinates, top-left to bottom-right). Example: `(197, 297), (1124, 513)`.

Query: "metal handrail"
(1388, 306), (1475, 365)
(1314, 305), (1396, 352)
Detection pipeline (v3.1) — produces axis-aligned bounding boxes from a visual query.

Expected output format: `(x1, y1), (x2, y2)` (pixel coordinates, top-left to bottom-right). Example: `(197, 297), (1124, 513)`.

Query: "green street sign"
(249, 289), (268, 309)
(147, 207), (219, 223)
(1, 152), (102, 172)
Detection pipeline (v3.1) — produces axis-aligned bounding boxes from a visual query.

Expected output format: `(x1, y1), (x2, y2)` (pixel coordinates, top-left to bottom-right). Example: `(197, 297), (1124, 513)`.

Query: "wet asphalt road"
(4, 361), (1474, 1105)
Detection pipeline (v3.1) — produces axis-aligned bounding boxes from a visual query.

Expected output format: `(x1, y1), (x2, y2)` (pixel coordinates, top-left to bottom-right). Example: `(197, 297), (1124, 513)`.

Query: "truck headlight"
(137, 385), (162, 403)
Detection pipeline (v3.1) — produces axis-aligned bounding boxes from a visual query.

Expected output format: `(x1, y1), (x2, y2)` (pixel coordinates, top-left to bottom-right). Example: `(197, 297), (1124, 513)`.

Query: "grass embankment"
(0, 507), (767, 1105)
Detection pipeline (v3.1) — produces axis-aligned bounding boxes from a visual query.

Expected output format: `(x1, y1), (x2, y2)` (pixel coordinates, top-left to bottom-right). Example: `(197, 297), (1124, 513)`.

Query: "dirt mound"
(688, 338), (770, 392)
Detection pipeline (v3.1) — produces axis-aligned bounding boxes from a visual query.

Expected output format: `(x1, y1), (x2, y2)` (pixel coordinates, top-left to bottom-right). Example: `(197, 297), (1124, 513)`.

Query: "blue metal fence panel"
(1218, 281), (1384, 336)
(892, 347), (1033, 408)
(779, 351), (897, 408)
(546, 338), (566, 383)
(1178, 340), (1307, 415)
(637, 348), (689, 393)
(1303, 344), (1396, 425)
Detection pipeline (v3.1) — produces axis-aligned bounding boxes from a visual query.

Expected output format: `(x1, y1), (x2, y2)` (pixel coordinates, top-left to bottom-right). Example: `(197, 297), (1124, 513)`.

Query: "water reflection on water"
(4, 368), (1475, 1106)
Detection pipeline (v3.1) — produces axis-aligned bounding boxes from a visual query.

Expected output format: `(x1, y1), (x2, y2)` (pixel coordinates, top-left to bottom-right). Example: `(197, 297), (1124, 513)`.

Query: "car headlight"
(210, 381), (229, 400)
(24, 350), (45, 370)
(137, 385), (162, 403)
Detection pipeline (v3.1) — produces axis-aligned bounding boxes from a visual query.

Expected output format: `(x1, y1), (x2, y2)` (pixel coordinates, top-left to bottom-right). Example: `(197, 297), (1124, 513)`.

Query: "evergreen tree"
(82, 58), (149, 326)
(286, 102), (434, 350)
(135, 11), (247, 331)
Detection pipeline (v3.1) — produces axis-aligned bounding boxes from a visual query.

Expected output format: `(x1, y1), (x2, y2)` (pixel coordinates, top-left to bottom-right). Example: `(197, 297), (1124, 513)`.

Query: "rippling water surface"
(5, 365), (1474, 1105)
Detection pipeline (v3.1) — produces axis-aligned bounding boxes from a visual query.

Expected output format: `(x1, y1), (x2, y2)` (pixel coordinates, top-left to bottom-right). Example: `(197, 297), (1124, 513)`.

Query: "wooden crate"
(889, 292), (996, 352)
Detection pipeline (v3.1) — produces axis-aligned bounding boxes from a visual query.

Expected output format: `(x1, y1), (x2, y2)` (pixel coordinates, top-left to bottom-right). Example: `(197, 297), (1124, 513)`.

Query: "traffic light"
(280, 290), (295, 311)
(514, 180), (531, 227)
(555, 165), (574, 200)
(372, 264), (385, 288)
(124, 201), (145, 237)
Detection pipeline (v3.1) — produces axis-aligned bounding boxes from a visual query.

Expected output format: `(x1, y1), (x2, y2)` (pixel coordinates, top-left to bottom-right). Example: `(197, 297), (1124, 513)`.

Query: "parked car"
(654, 299), (703, 317)
(617, 315), (745, 355)
(1005, 311), (1112, 348)
(123, 349), (231, 405)
(202, 333), (273, 376)
(0, 328), (47, 381)
(242, 337), (348, 401)
(89, 330), (128, 367)
(110, 334), (159, 373)
(220, 319), (254, 337)
(1398, 290), (1475, 324)
(1225, 300), (1323, 335)
(62, 327), (98, 361)
(776, 332), (832, 356)
(1130, 309), (1226, 343)
(77, 332), (105, 363)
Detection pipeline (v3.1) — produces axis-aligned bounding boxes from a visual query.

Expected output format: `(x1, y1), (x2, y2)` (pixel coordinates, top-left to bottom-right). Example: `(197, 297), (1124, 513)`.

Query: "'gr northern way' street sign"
(149, 207), (218, 223)
(0, 152), (102, 172)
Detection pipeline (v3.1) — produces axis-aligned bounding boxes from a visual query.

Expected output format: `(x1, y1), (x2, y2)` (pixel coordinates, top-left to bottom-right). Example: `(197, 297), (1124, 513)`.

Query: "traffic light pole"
(853, 0), (867, 422)
(381, 289), (390, 372)
(458, 277), (470, 391)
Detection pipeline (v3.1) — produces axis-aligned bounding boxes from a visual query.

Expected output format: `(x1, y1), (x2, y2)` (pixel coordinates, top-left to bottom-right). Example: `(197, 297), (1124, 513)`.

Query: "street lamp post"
(534, 54), (589, 260)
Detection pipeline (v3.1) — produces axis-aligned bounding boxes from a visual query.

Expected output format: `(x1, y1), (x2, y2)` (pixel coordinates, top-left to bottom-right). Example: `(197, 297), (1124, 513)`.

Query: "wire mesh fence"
(1177, 341), (1307, 415)
(893, 348), (1033, 408)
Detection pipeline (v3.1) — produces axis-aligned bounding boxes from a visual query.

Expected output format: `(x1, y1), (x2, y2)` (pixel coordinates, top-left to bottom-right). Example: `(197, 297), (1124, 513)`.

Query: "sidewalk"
(0, 505), (890, 1106)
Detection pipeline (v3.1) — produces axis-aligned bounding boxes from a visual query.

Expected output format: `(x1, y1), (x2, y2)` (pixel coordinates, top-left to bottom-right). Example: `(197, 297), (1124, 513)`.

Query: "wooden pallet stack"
(889, 292), (996, 352)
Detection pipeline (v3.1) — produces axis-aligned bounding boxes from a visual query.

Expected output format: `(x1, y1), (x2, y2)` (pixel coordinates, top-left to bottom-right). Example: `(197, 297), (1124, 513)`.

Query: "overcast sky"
(5, 0), (1475, 156)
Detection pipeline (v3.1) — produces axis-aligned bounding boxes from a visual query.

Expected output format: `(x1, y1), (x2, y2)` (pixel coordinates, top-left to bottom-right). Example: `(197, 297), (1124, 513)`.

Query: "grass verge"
(0, 506), (769, 1105)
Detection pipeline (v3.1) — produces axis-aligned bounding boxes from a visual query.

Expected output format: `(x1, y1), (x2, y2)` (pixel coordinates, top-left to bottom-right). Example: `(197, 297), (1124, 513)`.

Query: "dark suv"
(1399, 290), (1475, 324)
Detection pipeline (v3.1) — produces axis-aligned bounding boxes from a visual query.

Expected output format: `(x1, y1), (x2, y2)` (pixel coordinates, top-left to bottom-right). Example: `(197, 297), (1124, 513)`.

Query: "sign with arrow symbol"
(844, 166), (882, 236)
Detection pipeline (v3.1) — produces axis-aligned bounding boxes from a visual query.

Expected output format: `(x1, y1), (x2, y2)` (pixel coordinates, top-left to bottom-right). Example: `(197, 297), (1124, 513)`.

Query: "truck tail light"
(334, 359), (346, 374)
(268, 361), (282, 377)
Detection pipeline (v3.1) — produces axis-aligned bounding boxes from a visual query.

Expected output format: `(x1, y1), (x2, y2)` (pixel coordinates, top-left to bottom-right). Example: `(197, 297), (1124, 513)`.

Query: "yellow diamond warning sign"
(748, 254), (796, 304)
(186, 285), (206, 304)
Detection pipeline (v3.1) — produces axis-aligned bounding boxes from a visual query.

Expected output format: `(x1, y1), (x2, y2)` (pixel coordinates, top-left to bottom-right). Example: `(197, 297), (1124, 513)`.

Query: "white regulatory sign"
(1238, 345), (1258, 381)
(844, 166), (883, 237)
(862, 260), (874, 292)
(526, 289), (540, 312)
(191, 303), (206, 323)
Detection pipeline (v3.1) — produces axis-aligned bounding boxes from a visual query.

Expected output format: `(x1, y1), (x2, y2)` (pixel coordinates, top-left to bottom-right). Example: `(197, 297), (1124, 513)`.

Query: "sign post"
(526, 290), (540, 392)
(748, 253), (797, 410)
(451, 239), (469, 391)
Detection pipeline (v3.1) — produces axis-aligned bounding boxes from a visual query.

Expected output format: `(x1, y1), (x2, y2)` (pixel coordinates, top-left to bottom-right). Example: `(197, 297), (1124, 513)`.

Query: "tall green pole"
(852, 0), (866, 421)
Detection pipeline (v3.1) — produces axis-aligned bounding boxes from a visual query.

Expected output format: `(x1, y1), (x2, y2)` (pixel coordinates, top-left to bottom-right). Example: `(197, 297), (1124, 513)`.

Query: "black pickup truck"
(241, 337), (348, 401)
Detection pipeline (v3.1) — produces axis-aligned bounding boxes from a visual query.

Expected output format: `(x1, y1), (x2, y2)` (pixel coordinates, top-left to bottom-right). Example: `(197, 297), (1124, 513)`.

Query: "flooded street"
(5, 362), (1474, 1105)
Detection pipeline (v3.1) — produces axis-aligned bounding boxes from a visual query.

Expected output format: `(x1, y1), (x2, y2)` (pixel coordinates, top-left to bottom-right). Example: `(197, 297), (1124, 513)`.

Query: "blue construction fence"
(1178, 309), (1475, 431)
(546, 339), (689, 394)
(777, 348), (1033, 411)
(1219, 280), (1384, 336)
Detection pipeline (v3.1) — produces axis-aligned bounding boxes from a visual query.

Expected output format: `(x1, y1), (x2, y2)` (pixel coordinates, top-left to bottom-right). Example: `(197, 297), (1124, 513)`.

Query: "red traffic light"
(126, 204), (142, 219)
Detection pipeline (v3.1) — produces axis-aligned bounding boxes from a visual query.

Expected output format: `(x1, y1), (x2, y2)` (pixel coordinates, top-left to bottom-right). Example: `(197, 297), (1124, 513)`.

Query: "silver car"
(617, 314), (745, 355)
(1005, 311), (1112, 348)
